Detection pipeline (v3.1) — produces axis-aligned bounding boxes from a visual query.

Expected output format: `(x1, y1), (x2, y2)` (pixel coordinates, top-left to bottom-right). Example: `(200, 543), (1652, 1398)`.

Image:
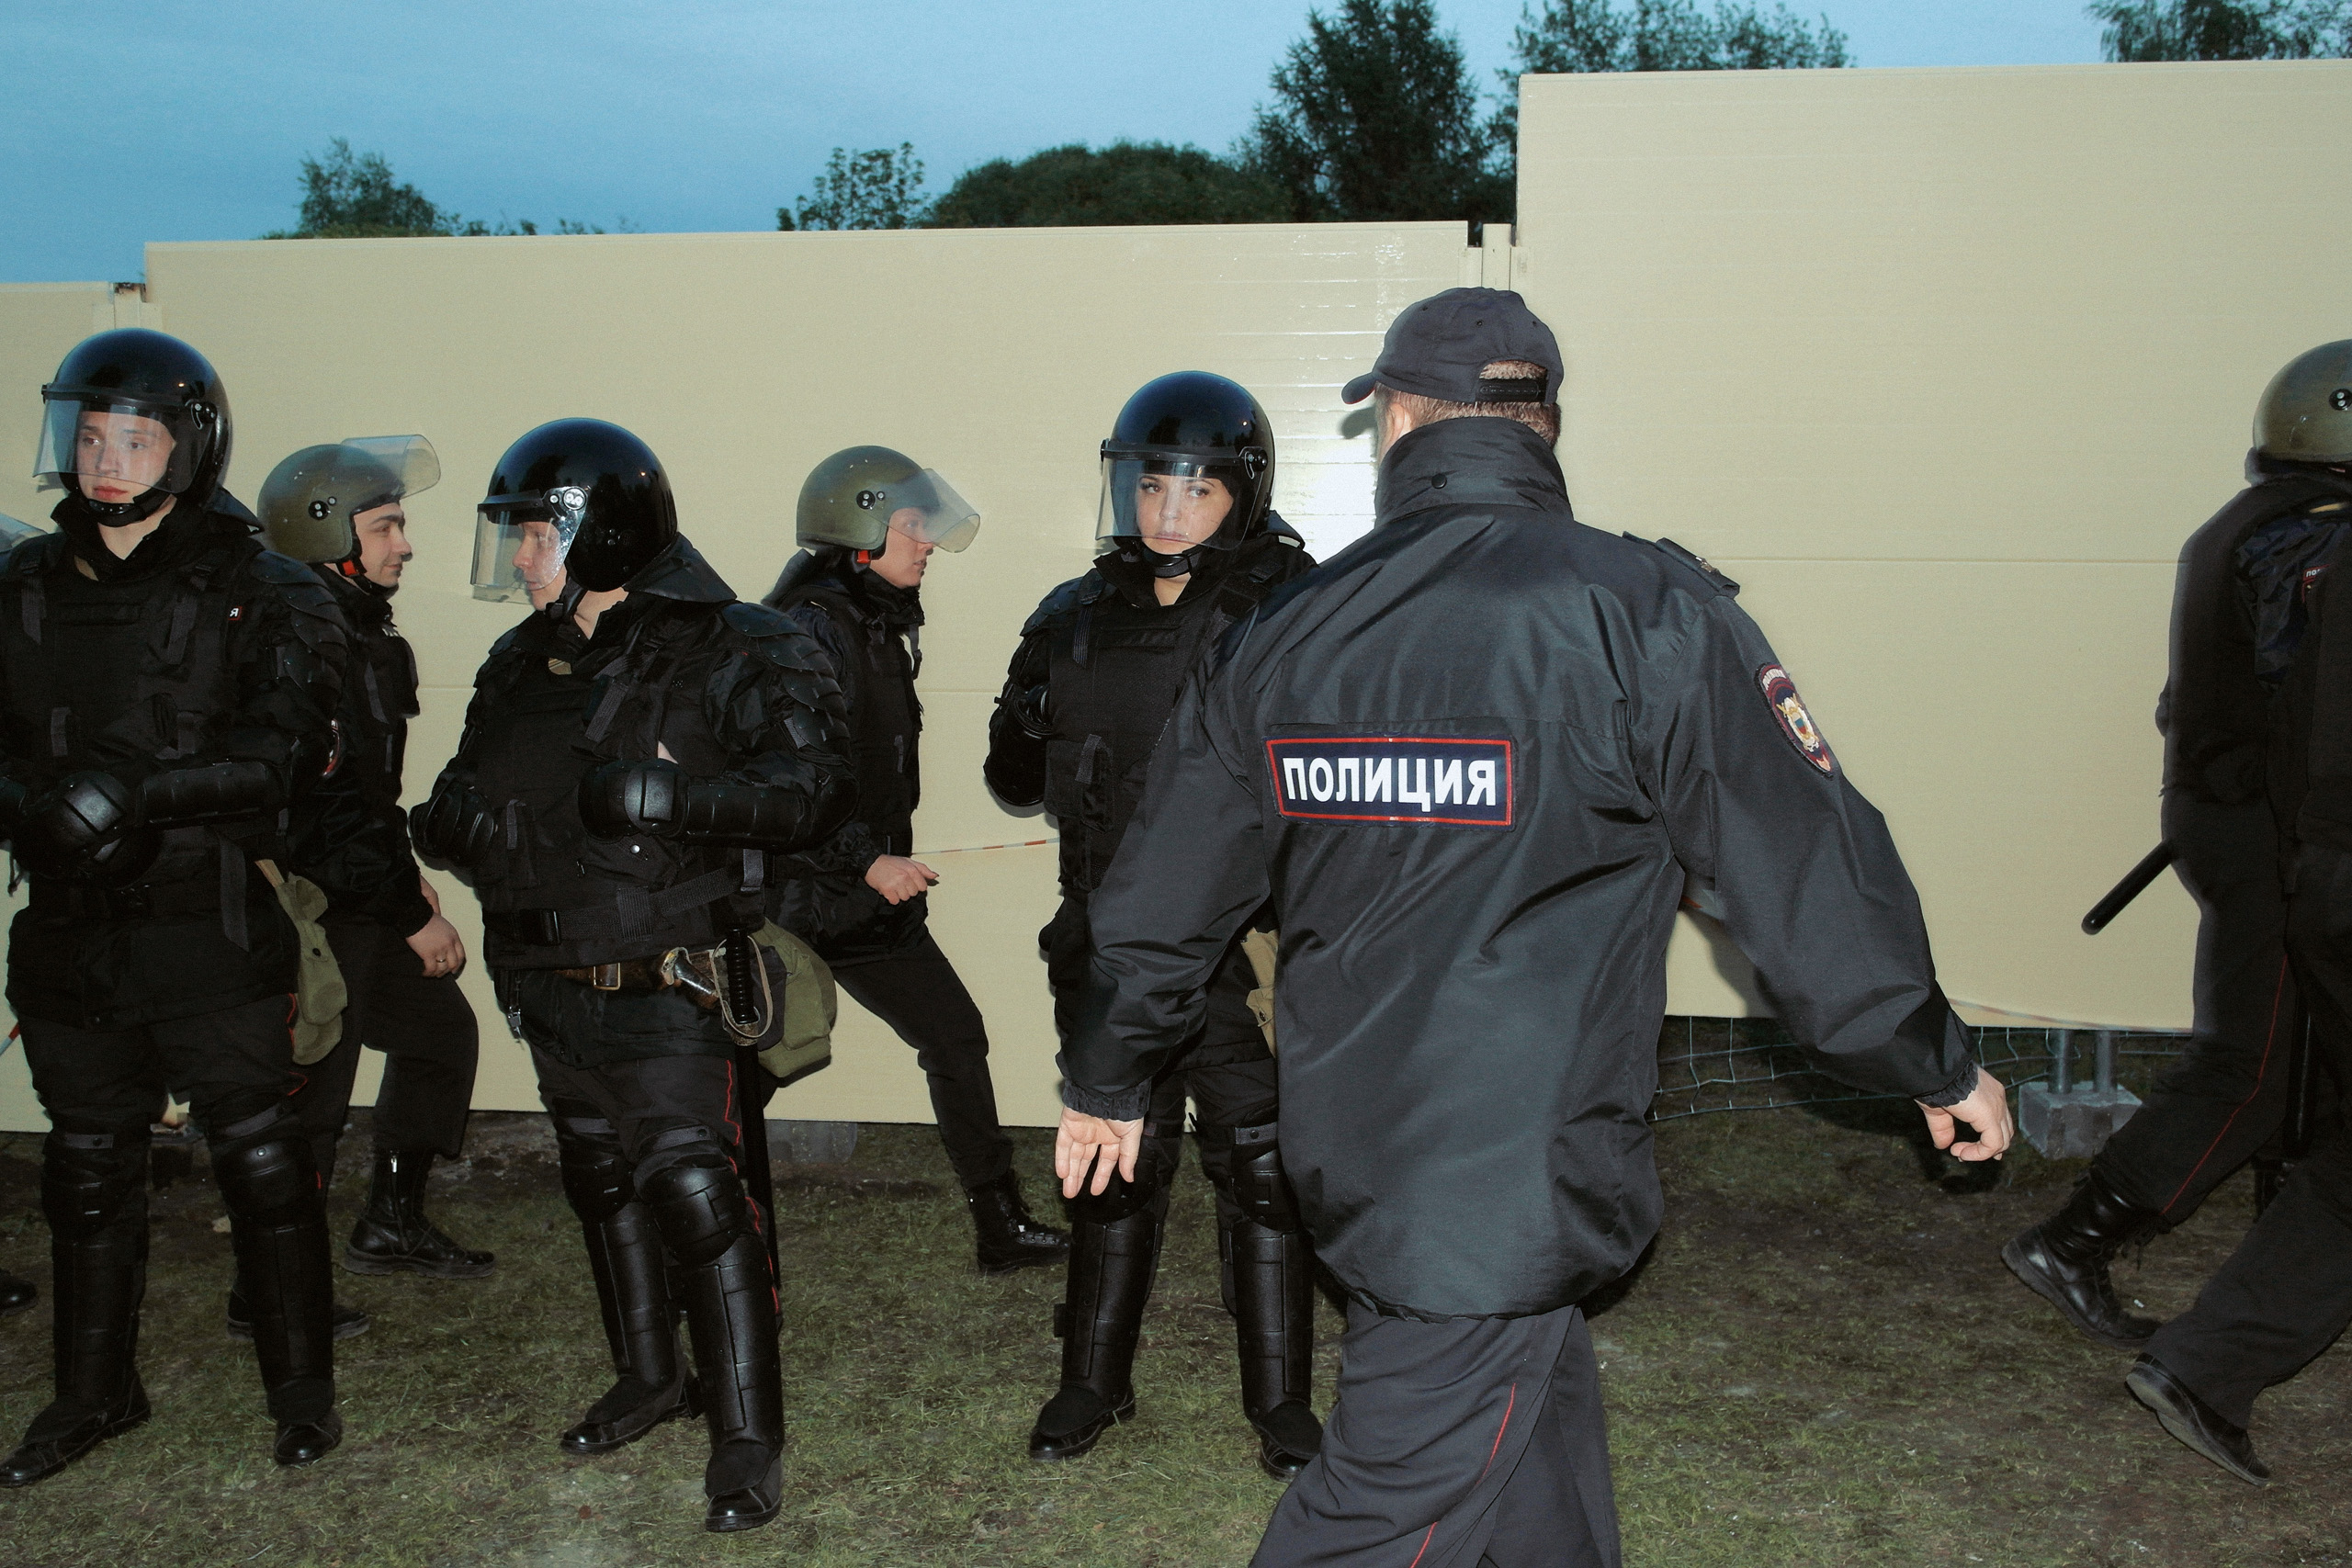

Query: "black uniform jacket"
(763, 551), (925, 964)
(0, 495), (347, 1029)
(425, 539), (855, 973)
(1062, 417), (1977, 1320)
(294, 570), (434, 936)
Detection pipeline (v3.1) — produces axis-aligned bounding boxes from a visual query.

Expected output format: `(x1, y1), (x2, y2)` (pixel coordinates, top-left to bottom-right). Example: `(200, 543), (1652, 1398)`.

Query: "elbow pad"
(140, 760), (281, 829)
(411, 773), (496, 865)
(1010, 683), (1052, 740)
(13, 770), (142, 880)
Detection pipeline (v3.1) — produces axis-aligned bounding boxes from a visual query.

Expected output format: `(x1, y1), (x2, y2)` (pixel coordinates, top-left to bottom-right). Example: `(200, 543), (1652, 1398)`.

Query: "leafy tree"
(780, 144), (930, 231)
(1235, 0), (1511, 226)
(2088, 0), (2350, 58)
(1494, 2), (1850, 145)
(262, 140), (616, 239)
(931, 142), (1289, 228)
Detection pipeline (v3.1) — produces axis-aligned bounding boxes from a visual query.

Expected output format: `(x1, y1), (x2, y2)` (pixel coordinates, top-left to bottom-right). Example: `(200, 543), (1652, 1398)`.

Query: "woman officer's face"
(1134, 471), (1232, 555)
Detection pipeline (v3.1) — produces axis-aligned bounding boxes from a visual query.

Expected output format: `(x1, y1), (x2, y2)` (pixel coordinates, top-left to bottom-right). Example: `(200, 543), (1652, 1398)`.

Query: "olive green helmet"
(795, 446), (979, 555)
(2255, 341), (2352, 466)
(258, 435), (440, 571)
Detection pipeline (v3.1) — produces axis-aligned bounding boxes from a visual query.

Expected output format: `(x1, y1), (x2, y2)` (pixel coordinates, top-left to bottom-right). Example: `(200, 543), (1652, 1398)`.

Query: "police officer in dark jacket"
(412, 419), (854, 1532)
(2007, 341), (2352, 1485)
(763, 446), (1066, 1272)
(258, 438), (492, 1290)
(985, 373), (1323, 1477)
(0, 330), (355, 1483)
(0, 513), (37, 1324)
(1056, 294), (2013, 1567)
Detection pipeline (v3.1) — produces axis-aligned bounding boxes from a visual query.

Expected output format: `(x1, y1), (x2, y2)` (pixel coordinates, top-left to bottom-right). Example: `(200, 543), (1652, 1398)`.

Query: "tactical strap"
(488, 866), (738, 946)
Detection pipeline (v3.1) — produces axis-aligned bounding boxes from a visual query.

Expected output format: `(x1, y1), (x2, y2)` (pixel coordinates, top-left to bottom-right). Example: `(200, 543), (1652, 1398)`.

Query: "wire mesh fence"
(1651, 1016), (2190, 1122)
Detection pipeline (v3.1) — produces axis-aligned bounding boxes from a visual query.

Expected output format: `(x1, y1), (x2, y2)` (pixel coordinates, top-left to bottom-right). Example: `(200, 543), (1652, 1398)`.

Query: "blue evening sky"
(0, 1), (2106, 284)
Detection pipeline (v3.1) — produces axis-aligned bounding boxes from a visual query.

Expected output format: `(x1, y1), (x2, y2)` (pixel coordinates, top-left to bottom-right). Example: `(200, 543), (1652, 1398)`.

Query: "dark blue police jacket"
(1061, 415), (1979, 1321)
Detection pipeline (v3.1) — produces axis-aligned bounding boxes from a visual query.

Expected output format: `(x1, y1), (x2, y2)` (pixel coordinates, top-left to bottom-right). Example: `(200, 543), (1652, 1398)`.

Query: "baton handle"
(2082, 841), (2177, 934)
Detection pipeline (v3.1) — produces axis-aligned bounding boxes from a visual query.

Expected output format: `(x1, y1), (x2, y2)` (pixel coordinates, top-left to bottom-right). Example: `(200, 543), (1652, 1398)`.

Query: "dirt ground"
(0, 1098), (2344, 1568)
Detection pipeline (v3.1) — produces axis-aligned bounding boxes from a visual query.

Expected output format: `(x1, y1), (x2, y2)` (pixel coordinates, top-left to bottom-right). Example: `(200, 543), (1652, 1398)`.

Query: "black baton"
(2082, 842), (2177, 934)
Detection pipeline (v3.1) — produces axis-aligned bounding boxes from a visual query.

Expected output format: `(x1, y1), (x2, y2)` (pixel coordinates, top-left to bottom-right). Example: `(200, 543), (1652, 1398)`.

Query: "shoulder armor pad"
(724, 601), (831, 674)
(1020, 572), (1102, 637)
(246, 548), (323, 587)
(2, 533), (59, 579)
(1639, 536), (1740, 597)
(722, 600), (798, 639)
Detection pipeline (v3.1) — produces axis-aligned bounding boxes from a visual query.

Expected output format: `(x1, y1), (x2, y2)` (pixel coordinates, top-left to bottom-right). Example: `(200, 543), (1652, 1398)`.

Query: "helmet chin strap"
(62, 478), (175, 527)
(540, 577), (587, 626)
(1145, 544), (1203, 579)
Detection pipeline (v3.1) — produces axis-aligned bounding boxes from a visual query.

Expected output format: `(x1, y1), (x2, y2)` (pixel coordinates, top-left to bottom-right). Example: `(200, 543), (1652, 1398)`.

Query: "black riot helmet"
(470, 419), (677, 603)
(35, 329), (233, 524)
(1097, 372), (1275, 575)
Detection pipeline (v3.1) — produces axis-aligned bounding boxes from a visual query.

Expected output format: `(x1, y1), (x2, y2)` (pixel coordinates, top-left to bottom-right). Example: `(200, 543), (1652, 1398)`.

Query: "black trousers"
(2147, 840), (2352, 1428)
(1252, 1301), (1620, 1568)
(2098, 795), (2305, 1222)
(528, 1048), (775, 1194)
(20, 994), (302, 1141)
(831, 930), (1012, 1190)
(285, 917), (481, 1182)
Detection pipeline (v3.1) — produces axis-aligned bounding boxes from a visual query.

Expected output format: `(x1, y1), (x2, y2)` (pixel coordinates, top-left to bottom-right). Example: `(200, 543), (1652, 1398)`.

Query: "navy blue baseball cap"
(1341, 288), (1564, 408)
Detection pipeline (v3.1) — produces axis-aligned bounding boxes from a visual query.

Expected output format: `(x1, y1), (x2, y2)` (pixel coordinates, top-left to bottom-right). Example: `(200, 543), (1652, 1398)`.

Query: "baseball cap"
(1340, 288), (1563, 408)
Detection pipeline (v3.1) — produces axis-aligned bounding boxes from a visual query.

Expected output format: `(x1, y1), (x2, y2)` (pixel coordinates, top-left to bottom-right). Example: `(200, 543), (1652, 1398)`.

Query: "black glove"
(1011, 683), (1052, 740)
(13, 770), (140, 880)
(410, 774), (498, 865)
(579, 758), (684, 840)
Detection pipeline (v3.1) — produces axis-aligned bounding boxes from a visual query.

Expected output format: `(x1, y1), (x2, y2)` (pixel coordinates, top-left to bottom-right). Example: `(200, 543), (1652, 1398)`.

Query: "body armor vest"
(1037, 533), (1309, 894)
(463, 602), (759, 970)
(1, 527), (297, 894)
(325, 574), (420, 808)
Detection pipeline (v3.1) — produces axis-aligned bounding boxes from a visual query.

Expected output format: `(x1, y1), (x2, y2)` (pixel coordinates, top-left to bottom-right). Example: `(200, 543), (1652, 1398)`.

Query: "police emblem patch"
(1757, 664), (1835, 776)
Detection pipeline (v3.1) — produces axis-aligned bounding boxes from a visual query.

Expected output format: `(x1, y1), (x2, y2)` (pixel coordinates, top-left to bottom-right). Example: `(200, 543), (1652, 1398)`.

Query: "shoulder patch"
(1020, 571), (1102, 637)
(1642, 536), (1740, 596)
(1758, 663), (1836, 776)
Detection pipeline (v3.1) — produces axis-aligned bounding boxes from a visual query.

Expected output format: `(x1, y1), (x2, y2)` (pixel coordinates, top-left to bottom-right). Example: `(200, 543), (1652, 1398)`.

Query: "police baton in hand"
(2082, 842), (2177, 934)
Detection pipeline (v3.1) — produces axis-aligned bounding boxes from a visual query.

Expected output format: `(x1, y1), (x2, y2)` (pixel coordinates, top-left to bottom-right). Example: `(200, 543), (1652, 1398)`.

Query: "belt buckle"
(590, 963), (622, 991)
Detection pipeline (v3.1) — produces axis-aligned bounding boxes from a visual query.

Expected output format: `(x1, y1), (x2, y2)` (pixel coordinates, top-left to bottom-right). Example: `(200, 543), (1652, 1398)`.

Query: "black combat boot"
(967, 1168), (1069, 1275)
(2002, 1172), (2163, 1349)
(2126, 1355), (2270, 1485)
(345, 1149), (495, 1280)
(561, 1199), (698, 1454)
(1029, 1177), (1165, 1462)
(0, 1266), (36, 1315)
(226, 1284), (370, 1342)
(1229, 1215), (1322, 1480)
(1, 1216), (151, 1486)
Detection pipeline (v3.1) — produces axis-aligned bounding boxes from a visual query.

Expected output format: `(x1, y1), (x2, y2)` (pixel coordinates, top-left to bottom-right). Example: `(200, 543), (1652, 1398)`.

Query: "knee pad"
(549, 1100), (633, 1223)
(633, 1128), (752, 1268)
(1200, 1121), (1302, 1232)
(42, 1115), (152, 1241)
(209, 1103), (319, 1225)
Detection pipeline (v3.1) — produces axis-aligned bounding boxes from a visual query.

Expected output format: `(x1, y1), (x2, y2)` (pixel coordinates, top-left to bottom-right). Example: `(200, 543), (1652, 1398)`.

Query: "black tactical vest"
(1035, 533), (1312, 894)
(322, 573), (420, 807)
(462, 599), (764, 970)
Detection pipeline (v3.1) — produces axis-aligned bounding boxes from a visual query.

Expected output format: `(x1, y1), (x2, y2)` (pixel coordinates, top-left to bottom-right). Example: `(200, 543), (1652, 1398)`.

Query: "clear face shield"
(342, 434), (441, 513)
(471, 484), (587, 604)
(1096, 454), (1245, 555)
(34, 398), (200, 506)
(884, 468), (981, 552)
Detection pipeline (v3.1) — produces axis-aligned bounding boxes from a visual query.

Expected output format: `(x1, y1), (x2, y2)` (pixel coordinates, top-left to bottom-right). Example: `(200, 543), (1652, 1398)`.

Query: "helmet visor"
(888, 468), (981, 552)
(35, 397), (201, 503)
(342, 434), (441, 507)
(1096, 455), (1242, 552)
(470, 484), (587, 604)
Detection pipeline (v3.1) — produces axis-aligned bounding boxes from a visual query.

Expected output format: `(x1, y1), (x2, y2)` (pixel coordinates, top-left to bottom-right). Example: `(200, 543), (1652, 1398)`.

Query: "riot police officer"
(2007, 342), (2352, 1484)
(1055, 291), (2012, 1566)
(764, 446), (1066, 1273)
(0, 330), (354, 1483)
(0, 513), (39, 1322)
(412, 419), (854, 1532)
(983, 373), (1322, 1477)
(258, 438), (492, 1291)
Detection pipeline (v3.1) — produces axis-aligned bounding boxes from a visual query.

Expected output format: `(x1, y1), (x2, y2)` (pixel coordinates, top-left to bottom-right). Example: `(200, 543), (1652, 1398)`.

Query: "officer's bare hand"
(1917, 1067), (2013, 1161)
(407, 912), (467, 978)
(865, 854), (940, 905)
(1056, 1109), (1143, 1197)
(419, 874), (443, 914)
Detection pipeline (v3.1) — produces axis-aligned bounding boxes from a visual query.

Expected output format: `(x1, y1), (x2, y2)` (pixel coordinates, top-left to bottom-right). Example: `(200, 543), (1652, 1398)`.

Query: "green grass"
(0, 1103), (2346, 1567)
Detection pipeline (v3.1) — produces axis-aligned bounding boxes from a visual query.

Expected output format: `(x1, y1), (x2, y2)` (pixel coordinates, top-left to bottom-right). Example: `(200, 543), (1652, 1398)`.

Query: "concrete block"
(2019, 1084), (2142, 1160)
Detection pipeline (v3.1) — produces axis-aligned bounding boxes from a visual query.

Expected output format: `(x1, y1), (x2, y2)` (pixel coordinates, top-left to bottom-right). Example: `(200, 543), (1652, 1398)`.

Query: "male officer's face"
(74, 410), (175, 506)
(868, 507), (935, 588)
(1134, 472), (1232, 555)
(510, 518), (568, 606)
(354, 502), (413, 588)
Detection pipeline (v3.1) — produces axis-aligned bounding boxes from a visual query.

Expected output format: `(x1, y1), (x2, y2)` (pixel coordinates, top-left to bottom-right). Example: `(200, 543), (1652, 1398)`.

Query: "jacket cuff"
(1916, 1060), (1982, 1109)
(1058, 1075), (1152, 1122)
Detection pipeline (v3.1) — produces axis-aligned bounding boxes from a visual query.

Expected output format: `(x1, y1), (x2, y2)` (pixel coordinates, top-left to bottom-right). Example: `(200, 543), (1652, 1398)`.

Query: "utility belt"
(484, 867), (739, 947)
(28, 876), (230, 921)
(555, 929), (775, 1044)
